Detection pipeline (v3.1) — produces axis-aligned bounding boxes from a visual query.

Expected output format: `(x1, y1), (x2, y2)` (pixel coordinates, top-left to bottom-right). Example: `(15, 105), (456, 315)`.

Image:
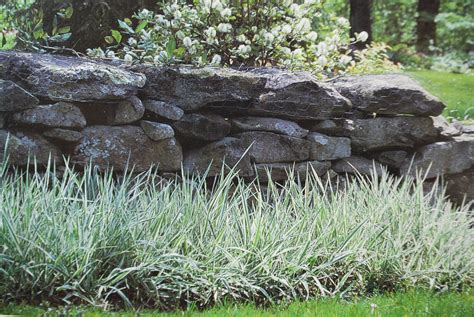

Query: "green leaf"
(105, 36), (114, 45)
(135, 21), (148, 33)
(166, 37), (176, 59)
(118, 20), (134, 34)
(58, 26), (71, 34)
(175, 47), (186, 58)
(64, 6), (74, 19)
(111, 30), (122, 44)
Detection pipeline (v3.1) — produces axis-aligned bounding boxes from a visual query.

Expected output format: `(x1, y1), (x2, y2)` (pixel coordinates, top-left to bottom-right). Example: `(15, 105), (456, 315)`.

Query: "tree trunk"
(33, 0), (158, 52)
(349, 0), (372, 49)
(416, 0), (440, 53)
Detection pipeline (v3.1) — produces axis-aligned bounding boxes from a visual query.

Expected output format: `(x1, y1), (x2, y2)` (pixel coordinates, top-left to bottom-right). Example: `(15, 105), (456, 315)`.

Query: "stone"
(140, 120), (175, 141)
(183, 137), (253, 177)
(462, 125), (474, 134)
(109, 96), (145, 125)
(237, 131), (311, 163)
(12, 102), (86, 129)
(0, 130), (62, 166)
(332, 156), (386, 176)
(375, 150), (408, 169)
(432, 115), (462, 138)
(231, 116), (309, 138)
(143, 99), (184, 121)
(400, 134), (474, 179)
(310, 119), (355, 137)
(0, 79), (39, 111)
(0, 51), (145, 102)
(332, 74), (445, 116)
(78, 97), (145, 125)
(306, 132), (351, 161)
(132, 65), (351, 119)
(43, 128), (83, 143)
(73, 126), (182, 172)
(444, 168), (474, 206)
(350, 117), (439, 152)
(172, 113), (231, 141)
(254, 161), (331, 182)
(0, 114), (4, 129)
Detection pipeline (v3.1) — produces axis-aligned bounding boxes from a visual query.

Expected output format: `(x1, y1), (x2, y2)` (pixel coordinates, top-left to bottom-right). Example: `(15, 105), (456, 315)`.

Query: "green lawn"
(408, 70), (474, 120)
(2, 290), (473, 316)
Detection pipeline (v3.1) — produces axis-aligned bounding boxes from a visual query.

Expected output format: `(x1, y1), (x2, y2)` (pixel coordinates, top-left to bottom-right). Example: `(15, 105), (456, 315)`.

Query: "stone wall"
(1, 51), (473, 204)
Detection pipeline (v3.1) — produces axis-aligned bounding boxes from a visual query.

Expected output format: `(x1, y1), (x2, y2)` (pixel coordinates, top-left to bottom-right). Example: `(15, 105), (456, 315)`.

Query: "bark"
(416, 0), (441, 53)
(34, 0), (158, 51)
(349, 0), (373, 49)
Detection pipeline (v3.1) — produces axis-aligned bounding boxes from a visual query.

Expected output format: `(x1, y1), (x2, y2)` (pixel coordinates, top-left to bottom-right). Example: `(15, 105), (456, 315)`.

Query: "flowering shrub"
(87, 0), (393, 77)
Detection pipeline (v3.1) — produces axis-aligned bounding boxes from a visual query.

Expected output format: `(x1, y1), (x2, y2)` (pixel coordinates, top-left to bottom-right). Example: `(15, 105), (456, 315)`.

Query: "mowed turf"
(408, 70), (474, 120)
(1, 289), (473, 316)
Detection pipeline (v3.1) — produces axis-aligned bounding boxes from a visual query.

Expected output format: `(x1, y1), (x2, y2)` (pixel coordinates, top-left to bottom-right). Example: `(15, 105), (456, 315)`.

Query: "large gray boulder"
(131, 66), (351, 120)
(0, 130), (62, 166)
(183, 137), (253, 177)
(400, 134), (474, 179)
(172, 113), (231, 141)
(350, 117), (439, 152)
(73, 126), (182, 172)
(0, 51), (145, 102)
(143, 99), (184, 121)
(231, 116), (309, 138)
(237, 131), (311, 163)
(0, 79), (39, 111)
(12, 102), (87, 129)
(307, 132), (351, 161)
(332, 74), (445, 116)
(254, 160), (331, 182)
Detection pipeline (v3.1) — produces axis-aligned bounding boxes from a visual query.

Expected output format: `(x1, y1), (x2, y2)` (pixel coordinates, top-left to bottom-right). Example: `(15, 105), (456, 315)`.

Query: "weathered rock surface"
(0, 51), (145, 102)
(350, 117), (439, 152)
(445, 168), (474, 206)
(173, 113), (231, 141)
(254, 160), (331, 182)
(78, 97), (145, 125)
(143, 99), (184, 121)
(140, 120), (175, 141)
(0, 79), (39, 111)
(12, 102), (86, 129)
(307, 132), (351, 161)
(462, 125), (474, 134)
(183, 137), (253, 177)
(109, 96), (145, 125)
(0, 130), (62, 165)
(333, 74), (445, 116)
(73, 126), (182, 172)
(43, 128), (83, 143)
(310, 119), (355, 137)
(375, 150), (408, 169)
(332, 156), (386, 176)
(231, 116), (309, 138)
(237, 131), (311, 163)
(132, 65), (351, 119)
(0, 114), (4, 129)
(432, 115), (463, 138)
(400, 134), (474, 179)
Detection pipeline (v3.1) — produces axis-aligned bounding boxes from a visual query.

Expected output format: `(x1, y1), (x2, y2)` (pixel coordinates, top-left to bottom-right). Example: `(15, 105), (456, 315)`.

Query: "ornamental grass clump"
(0, 158), (472, 309)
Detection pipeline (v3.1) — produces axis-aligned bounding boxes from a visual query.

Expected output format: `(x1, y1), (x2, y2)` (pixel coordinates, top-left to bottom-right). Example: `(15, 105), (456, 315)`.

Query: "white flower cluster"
(89, 0), (376, 76)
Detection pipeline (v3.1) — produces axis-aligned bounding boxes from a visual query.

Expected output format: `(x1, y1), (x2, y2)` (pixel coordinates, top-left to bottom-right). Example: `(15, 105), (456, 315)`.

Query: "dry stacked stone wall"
(1, 51), (473, 204)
